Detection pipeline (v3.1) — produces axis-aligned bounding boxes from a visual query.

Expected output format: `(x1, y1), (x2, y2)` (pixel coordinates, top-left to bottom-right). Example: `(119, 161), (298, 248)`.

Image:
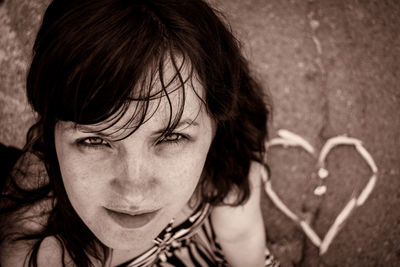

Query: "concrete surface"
(1, 0), (399, 266)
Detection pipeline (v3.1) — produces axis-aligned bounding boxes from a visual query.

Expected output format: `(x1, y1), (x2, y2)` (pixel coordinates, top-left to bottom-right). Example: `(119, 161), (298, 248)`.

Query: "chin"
(93, 223), (156, 250)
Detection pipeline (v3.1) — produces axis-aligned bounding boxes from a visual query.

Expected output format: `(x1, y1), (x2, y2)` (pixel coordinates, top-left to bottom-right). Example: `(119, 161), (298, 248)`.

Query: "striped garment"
(116, 203), (280, 267)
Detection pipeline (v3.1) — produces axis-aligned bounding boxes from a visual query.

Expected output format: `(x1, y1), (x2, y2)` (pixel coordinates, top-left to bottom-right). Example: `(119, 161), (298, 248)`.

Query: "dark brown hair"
(1, 0), (271, 266)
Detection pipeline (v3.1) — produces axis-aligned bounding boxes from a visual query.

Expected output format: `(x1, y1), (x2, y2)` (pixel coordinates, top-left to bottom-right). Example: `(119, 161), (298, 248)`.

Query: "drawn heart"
(261, 129), (378, 255)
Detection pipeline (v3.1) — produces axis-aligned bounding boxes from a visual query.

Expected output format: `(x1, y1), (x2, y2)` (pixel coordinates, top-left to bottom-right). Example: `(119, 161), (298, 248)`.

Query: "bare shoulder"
(211, 161), (264, 241)
(37, 236), (73, 266)
(0, 236), (70, 267)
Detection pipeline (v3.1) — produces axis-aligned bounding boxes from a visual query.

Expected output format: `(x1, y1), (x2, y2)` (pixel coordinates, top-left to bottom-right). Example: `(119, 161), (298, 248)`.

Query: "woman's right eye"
(77, 137), (110, 148)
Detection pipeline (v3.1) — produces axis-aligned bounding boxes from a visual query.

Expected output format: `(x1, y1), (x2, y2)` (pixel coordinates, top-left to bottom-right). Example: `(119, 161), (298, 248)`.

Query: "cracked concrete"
(213, 0), (400, 265)
(1, 0), (399, 266)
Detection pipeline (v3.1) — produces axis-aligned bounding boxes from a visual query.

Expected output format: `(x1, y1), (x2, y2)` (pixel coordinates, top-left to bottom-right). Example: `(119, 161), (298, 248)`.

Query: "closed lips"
(105, 207), (159, 229)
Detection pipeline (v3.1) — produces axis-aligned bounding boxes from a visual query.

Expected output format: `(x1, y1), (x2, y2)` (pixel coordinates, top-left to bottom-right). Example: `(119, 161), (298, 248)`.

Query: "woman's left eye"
(77, 137), (110, 148)
(159, 133), (187, 144)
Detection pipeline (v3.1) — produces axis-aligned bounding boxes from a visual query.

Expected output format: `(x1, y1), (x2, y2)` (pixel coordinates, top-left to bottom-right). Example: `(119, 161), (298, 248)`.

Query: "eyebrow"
(153, 119), (199, 135)
(66, 118), (199, 135)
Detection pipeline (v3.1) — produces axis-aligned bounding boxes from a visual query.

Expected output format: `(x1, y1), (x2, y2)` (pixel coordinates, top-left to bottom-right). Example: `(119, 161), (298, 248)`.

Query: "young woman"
(0, 0), (278, 266)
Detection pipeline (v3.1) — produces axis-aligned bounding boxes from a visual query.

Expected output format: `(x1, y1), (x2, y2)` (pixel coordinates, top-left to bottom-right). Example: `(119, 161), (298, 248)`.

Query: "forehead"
(69, 60), (206, 136)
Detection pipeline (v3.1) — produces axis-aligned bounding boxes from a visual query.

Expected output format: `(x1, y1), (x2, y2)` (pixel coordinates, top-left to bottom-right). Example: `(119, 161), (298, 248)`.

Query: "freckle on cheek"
(149, 178), (159, 187)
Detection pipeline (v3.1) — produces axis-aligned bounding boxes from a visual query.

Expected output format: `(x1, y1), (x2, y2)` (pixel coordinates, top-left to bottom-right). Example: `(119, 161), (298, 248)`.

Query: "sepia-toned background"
(1, 0), (399, 266)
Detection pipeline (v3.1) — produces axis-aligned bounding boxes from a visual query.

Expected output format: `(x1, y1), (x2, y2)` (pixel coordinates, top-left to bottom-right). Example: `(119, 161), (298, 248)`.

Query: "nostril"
(109, 174), (159, 199)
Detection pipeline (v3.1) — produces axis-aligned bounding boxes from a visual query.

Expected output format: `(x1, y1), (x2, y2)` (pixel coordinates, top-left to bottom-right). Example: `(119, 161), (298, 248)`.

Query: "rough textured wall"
(0, 0), (399, 266)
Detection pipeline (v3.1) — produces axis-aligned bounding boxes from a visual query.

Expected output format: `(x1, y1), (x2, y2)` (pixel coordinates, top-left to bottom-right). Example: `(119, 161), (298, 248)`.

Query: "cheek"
(56, 148), (111, 215)
(58, 158), (87, 206)
(158, 143), (211, 202)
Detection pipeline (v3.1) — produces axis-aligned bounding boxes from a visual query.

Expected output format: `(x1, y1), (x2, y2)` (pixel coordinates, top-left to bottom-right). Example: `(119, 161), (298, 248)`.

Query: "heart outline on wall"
(262, 129), (378, 255)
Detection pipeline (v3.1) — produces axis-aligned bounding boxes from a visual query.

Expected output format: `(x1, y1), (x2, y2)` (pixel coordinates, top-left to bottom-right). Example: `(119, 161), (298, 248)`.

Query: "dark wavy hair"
(0, 0), (271, 266)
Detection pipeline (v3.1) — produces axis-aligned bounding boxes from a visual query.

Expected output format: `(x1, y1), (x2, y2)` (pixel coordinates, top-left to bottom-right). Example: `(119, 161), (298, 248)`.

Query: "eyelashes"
(156, 133), (187, 145)
(76, 137), (111, 150)
(76, 133), (188, 150)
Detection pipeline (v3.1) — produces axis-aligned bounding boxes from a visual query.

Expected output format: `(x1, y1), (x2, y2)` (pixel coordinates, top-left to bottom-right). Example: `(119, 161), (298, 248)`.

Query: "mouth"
(104, 207), (160, 229)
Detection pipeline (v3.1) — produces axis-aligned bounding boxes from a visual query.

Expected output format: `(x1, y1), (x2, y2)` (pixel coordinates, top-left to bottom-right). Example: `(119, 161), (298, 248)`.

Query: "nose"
(109, 146), (157, 200)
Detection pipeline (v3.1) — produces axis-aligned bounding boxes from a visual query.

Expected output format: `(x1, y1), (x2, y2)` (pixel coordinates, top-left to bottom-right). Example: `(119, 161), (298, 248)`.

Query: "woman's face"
(54, 72), (214, 253)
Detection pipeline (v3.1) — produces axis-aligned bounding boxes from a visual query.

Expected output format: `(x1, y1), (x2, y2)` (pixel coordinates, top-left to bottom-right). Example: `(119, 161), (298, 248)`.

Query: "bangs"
(75, 52), (199, 141)
(28, 0), (203, 140)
